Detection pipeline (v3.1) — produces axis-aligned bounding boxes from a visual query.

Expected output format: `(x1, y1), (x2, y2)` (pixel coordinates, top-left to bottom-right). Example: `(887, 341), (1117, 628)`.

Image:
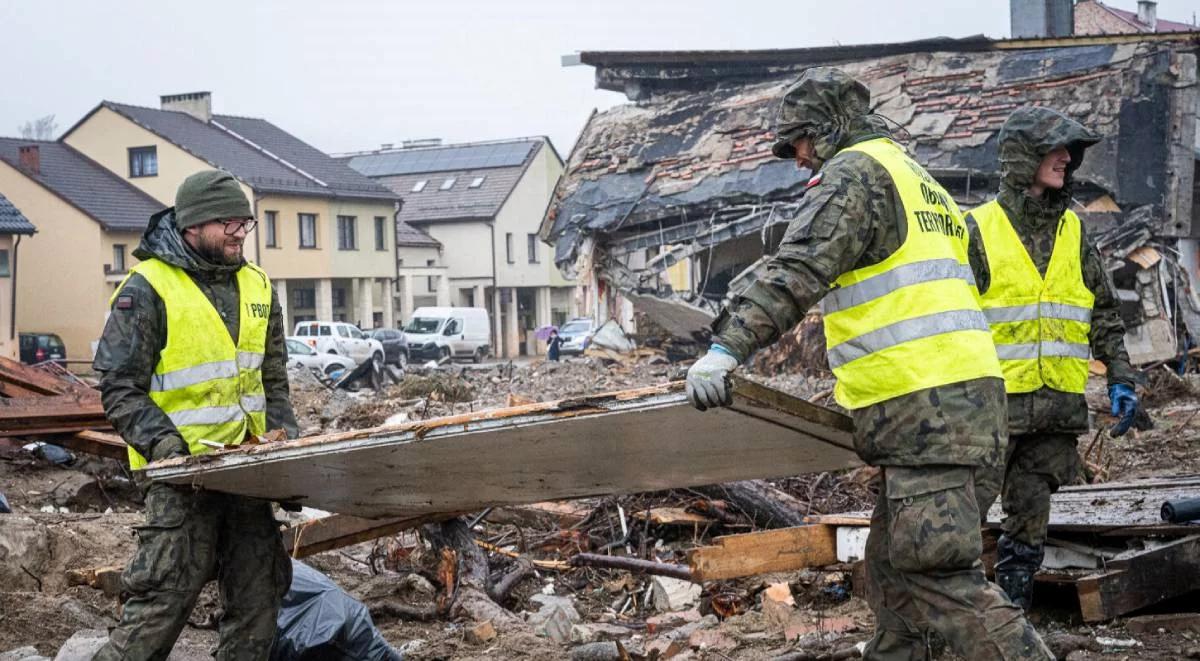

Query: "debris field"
(3, 352), (1200, 660)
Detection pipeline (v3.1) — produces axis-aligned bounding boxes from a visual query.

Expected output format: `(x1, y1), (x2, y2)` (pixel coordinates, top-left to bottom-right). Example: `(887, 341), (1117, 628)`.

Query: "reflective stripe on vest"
(112, 258), (272, 469)
(971, 200), (1094, 394)
(821, 138), (1001, 409)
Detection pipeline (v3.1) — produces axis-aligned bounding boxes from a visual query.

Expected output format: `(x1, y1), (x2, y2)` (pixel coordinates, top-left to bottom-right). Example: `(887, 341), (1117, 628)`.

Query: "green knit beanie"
(174, 170), (252, 229)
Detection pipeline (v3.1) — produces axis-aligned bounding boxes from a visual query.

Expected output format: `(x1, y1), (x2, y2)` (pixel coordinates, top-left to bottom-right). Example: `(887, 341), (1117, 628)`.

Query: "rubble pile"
(4, 349), (1200, 659)
(288, 356), (683, 435)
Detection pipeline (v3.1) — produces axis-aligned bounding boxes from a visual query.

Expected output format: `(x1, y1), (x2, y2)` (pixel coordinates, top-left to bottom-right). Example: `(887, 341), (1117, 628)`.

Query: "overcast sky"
(3, 0), (1199, 157)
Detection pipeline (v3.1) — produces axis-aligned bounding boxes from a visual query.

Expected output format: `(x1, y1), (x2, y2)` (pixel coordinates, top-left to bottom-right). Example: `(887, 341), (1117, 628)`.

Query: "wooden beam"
(0, 356), (76, 396)
(283, 512), (461, 558)
(46, 431), (127, 461)
(688, 525), (838, 581)
(1076, 535), (1200, 622)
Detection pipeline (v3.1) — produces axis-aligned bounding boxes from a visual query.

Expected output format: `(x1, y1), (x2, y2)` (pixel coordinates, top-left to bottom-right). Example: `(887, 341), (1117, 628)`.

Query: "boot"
(995, 535), (1042, 610)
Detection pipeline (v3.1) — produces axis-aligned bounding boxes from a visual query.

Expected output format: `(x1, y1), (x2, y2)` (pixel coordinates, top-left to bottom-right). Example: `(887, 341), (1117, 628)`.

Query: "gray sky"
(3, 0), (1198, 156)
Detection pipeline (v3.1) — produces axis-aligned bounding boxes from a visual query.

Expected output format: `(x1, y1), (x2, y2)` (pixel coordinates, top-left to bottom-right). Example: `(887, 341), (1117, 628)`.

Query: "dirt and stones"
(5, 353), (1200, 659)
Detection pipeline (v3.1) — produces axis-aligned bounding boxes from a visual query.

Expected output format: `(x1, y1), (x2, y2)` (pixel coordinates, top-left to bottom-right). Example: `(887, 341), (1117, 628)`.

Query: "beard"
(192, 231), (243, 266)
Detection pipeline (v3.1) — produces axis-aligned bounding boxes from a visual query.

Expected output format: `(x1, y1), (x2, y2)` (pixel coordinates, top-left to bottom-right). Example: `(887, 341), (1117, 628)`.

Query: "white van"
(404, 307), (491, 363)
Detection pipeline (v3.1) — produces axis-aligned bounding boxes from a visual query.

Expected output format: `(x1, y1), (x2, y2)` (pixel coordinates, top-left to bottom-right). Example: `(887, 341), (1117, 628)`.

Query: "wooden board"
(45, 431), (127, 461)
(283, 513), (459, 558)
(1077, 535), (1200, 622)
(146, 379), (857, 519)
(688, 524), (838, 581)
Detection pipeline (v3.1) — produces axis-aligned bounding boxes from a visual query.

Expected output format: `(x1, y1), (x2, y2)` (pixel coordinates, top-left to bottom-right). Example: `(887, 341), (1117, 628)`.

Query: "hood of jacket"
(771, 67), (891, 172)
(997, 106), (1101, 228)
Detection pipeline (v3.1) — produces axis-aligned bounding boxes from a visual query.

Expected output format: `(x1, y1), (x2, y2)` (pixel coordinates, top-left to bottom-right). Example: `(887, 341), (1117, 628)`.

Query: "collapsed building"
(541, 31), (1200, 364)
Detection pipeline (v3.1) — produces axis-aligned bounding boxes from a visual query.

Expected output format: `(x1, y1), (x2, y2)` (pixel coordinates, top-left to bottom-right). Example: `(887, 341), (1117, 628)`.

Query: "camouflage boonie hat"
(771, 67), (871, 159)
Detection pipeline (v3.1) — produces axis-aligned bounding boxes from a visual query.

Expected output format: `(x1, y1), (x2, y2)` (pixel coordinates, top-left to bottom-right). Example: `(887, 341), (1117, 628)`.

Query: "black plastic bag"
(272, 560), (403, 661)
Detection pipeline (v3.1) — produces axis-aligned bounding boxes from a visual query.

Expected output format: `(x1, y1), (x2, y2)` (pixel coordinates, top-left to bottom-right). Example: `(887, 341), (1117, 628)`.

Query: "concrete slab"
(146, 378), (856, 519)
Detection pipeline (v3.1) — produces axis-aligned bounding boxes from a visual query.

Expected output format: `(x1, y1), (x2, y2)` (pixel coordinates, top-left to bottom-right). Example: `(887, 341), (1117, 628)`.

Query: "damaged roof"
(69, 102), (398, 202)
(548, 34), (1200, 265)
(346, 139), (546, 224)
(0, 138), (161, 232)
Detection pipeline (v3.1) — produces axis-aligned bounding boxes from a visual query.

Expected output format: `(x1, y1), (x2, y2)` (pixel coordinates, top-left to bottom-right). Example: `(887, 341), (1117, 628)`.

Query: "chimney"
(160, 91), (212, 122)
(18, 146), (39, 175)
(1010, 0), (1074, 38)
(1138, 1), (1158, 31)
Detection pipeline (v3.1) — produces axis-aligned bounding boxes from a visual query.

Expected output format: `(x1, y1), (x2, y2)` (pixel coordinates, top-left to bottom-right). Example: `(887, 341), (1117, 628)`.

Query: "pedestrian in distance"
(547, 328), (563, 361)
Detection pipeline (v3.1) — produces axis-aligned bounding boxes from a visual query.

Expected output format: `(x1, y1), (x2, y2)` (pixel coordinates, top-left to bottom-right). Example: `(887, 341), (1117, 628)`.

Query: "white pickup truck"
(292, 321), (385, 365)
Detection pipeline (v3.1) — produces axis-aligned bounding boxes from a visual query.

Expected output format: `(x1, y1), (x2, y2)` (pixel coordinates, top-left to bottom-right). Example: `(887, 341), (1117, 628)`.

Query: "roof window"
(469, 176), (486, 188)
(440, 177), (457, 191)
(411, 180), (427, 193)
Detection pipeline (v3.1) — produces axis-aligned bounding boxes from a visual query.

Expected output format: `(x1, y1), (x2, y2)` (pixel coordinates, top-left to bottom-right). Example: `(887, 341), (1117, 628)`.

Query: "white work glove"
(686, 345), (740, 411)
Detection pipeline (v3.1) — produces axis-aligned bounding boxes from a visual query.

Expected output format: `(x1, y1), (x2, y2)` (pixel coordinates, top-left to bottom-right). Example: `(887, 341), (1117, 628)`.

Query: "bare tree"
(17, 115), (57, 141)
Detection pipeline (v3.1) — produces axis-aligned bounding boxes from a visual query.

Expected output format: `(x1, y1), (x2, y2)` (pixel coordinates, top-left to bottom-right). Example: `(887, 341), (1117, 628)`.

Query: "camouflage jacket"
(93, 209), (298, 461)
(714, 127), (1006, 469)
(965, 107), (1134, 435)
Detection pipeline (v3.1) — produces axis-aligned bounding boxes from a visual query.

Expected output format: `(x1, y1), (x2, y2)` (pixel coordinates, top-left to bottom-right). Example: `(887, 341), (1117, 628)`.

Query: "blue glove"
(1109, 384), (1138, 437)
(686, 344), (740, 411)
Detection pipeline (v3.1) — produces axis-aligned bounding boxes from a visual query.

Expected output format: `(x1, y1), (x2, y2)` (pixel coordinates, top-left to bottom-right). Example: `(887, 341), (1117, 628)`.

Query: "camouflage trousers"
(863, 465), (1052, 660)
(1001, 433), (1081, 549)
(94, 483), (292, 661)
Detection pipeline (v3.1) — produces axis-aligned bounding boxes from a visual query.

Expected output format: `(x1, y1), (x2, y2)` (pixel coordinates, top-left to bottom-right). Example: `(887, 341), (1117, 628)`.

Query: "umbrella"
(534, 325), (558, 341)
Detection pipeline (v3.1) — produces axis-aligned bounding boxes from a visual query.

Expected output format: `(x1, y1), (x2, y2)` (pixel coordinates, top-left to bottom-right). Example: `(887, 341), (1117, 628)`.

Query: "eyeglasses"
(219, 218), (257, 235)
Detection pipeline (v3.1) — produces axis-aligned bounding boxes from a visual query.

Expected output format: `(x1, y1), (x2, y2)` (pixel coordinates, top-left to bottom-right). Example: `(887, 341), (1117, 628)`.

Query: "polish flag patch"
(805, 173), (822, 189)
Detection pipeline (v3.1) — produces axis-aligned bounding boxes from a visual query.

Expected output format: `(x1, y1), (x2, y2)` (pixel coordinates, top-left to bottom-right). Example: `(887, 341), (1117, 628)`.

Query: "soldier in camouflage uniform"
(686, 67), (1052, 660)
(93, 171), (297, 660)
(965, 107), (1139, 610)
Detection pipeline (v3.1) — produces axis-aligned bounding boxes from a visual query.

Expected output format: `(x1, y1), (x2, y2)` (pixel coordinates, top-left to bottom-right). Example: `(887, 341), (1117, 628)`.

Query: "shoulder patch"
(115, 295), (134, 310)
(805, 173), (823, 189)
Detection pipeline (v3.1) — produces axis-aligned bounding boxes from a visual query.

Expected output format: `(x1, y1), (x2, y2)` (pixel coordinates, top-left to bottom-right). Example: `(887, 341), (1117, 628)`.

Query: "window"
(112, 244), (127, 273)
(0, 250), (9, 277)
(264, 211), (278, 248)
(439, 177), (456, 190)
(338, 217), (355, 250)
(374, 216), (387, 251)
(293, 288), (316, 309)
(427, 259), (436, 291)
(318, 324), (332, 336)
(411, 180), (427, 192)
(527, 234), (539, 264)
(332, 288), (346, 308)
(469, 176), (486, 188)
(505, 232), (514, 264)
(128, 146), (157, 177)
(336, 324), (350, 338)
(299, 213), (317, 248)
(349, 327), (365, 339)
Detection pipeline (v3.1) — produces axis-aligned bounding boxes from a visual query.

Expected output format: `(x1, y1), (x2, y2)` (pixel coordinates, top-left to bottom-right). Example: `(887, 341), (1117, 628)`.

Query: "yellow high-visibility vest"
(971, 200), (1093, 394)
(111, 258), (271, 469)
(821, 138), (1001, 409)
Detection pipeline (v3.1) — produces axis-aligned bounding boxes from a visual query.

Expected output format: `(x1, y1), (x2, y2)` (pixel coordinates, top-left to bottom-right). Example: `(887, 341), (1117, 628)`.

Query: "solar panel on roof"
(347, 142), (537, 177)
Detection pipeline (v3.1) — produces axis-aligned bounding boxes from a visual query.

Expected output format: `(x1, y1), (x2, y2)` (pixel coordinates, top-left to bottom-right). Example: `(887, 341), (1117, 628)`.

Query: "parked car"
(364, 328), (408, 367)
(558, 318), (596, 356)
(403, 307), (491, 363)
(285, 338), (355, 376)
(292, 321), (385, 365)
(19, 332), (66, 365)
